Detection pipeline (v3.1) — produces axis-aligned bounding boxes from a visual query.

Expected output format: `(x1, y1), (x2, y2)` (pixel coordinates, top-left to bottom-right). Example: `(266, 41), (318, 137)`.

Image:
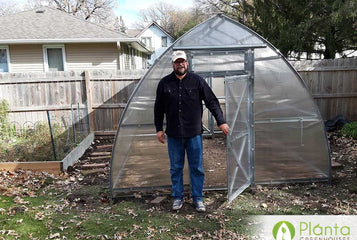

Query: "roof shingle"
(0, 7), (132, 42)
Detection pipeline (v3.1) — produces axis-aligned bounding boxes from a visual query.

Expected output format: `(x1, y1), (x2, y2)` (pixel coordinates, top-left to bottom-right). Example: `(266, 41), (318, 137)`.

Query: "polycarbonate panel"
(191, 51), (245, 74)
(110, 14), (330, 199)
(254, 58), (318, 120)
(174, 16), (264, 47)
(226, 75), (252, 202)
(255, 120), (330, 182)
(110, 51), (175, 194)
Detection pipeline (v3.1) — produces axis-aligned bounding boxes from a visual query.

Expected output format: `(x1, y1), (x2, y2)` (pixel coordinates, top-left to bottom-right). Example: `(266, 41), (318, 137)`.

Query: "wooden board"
(0, 161), (62, 173)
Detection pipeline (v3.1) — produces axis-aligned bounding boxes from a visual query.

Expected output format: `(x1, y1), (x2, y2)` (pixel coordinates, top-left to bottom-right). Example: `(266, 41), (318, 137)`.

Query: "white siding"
(119, 43), (147, 70)
(5, 43), (147, 72)
(66, 43), (119, 71)
(139, 24), (174, 66)
(9, 45), (44, 72)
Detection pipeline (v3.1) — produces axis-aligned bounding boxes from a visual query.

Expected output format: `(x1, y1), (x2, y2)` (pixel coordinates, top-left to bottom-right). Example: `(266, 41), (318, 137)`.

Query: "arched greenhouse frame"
(110, 14), (331, 202)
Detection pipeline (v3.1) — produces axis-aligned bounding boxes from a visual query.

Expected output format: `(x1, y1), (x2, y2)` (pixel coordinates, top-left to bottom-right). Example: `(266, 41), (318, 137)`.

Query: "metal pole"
(245, 49), (255, 187)
(71, 104), (76, 144)
(77, 102), (81, 138)
(46, 110), (57, 161)
(208, 76), (214, 137)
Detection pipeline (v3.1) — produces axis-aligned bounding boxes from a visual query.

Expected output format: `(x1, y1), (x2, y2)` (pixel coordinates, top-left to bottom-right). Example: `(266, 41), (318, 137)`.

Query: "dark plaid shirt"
(154, 71), (226, 138)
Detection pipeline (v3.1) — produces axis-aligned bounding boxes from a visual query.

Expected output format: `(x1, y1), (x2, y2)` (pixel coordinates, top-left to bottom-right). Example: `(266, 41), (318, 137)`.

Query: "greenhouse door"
(178, 46), (258, 202)
(225, 74), (254, 203)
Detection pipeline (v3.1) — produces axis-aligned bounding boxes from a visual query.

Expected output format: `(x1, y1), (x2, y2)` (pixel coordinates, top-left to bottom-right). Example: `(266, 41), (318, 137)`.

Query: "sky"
(115, 0), (196, 28)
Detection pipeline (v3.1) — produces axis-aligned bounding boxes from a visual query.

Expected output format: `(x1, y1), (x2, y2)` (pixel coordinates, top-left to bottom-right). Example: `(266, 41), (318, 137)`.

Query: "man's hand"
(157, 131), (165, 144)
(219, 123), (230, 135)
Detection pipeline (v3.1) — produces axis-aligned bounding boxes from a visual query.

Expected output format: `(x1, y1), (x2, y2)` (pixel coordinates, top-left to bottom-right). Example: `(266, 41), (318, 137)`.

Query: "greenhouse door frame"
(224, 49), (255, 203)
(173, 45), (265, 203)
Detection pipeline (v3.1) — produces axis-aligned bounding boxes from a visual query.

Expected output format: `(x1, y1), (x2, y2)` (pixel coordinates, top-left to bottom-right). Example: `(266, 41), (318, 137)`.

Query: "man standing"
(154, 50), (229, 212)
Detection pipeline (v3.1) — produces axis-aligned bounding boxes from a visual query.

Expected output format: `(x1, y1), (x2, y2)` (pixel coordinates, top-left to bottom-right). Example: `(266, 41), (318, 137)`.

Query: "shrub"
(341, 122), (357, 140)
(0, 100), (86, 162)
(0, 99), (10, 139)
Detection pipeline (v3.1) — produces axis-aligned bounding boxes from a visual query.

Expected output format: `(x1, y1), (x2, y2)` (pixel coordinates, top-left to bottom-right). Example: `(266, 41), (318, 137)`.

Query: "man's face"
(173, 58), (188, 76)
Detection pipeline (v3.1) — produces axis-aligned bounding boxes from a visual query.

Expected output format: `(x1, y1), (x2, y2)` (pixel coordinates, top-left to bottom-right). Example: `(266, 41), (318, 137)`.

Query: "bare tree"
(0, 0), (25, 16)
(195, 0), (252, 24)
(167, 10), (192, 37)
(136, 2), (175, 29)
(26, 0), (118, 26)
(135, 1), (209, 38)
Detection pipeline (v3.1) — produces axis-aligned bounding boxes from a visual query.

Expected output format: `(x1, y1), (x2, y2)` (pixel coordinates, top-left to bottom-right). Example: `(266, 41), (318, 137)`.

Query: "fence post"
(46, 110), (57, 161)
(84, 71), (96, 132)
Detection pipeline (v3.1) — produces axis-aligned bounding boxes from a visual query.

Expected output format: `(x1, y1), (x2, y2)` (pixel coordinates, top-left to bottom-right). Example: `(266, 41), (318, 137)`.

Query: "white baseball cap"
(172, 50), (187, 62)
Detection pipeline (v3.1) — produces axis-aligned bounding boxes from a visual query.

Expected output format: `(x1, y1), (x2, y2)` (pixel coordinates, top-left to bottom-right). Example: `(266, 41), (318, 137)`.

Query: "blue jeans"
(167, 135), (204, 202)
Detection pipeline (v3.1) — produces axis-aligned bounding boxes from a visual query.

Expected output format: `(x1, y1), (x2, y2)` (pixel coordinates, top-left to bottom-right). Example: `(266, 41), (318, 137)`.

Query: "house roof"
(135, 21), (175, 40)
(0, 7), (151, 53)
(126, 29), (142, 37)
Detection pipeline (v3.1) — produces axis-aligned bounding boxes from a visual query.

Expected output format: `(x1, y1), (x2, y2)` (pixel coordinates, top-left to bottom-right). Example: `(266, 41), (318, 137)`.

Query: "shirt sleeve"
(154, 81), (165, 132)
(199, 77), (226, 126)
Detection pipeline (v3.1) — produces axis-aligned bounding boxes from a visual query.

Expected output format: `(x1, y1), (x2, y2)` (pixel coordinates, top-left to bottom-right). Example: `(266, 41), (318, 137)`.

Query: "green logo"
(272, 221), (295, 240)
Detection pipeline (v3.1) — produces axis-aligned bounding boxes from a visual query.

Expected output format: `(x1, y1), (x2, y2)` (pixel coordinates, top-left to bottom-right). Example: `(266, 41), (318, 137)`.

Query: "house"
(128, 22), (174, 67)
(0, 7), (151, 73)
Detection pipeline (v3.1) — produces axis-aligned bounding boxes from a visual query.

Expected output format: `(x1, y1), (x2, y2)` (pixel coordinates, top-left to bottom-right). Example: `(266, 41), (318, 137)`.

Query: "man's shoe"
(172, 199), (183, 210)
(194, 200), (206, 212)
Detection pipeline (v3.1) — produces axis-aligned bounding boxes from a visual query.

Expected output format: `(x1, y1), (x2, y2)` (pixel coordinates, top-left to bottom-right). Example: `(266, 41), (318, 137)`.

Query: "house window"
(0, 46), (10, 72)
(43, 45), (66, 71)
(161, 36), (167, 47)
(141, 37), (152, 47)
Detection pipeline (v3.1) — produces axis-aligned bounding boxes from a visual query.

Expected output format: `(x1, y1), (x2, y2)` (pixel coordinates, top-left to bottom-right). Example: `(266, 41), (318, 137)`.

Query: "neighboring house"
(0, 7), (151, 73)
(128, 22), (174, 67)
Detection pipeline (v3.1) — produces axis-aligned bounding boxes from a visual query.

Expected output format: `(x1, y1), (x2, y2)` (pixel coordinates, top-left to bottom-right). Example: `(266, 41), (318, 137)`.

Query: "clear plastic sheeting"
(110, 14), (330, 201)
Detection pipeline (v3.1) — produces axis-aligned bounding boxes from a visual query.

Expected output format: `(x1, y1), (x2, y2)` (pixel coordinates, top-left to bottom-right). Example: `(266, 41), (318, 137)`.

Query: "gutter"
(0, 38), (152, 54)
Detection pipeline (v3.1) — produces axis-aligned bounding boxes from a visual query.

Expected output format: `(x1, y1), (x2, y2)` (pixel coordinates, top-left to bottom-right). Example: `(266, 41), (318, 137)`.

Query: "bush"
(0, 99), (87, 162)
(0, 121), (79, 162)
(341, 122), (357, 140)
(0, 99), (11, 139)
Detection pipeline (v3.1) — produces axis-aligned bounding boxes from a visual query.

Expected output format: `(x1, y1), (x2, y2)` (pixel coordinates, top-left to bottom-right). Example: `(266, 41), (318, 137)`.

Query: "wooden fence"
(0, 70), (144, 133)
(292, 57), (357, 121)
(0, 58), (356, 134)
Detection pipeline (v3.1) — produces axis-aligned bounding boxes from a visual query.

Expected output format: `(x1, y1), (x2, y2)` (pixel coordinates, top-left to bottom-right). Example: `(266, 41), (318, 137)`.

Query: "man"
(154, 50), (229, 212)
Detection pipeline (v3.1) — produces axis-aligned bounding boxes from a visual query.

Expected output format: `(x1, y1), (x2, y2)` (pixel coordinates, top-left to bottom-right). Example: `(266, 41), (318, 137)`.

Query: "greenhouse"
(110, 14), (331, 202)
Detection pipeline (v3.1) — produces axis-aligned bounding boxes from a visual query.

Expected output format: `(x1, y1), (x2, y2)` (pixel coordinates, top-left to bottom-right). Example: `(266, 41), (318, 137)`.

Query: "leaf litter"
(0, 131), (356, 239)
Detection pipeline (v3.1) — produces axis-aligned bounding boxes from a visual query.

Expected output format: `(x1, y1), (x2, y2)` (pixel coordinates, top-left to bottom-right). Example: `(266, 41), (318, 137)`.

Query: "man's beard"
(174, 67), (187, 76)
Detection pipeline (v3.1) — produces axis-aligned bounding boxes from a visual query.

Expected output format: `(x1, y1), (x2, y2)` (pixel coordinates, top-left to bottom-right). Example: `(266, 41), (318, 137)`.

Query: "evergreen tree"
(200, 0), (357, 59)
(114, 16), (127, 34)
(246, 0), (357, 59)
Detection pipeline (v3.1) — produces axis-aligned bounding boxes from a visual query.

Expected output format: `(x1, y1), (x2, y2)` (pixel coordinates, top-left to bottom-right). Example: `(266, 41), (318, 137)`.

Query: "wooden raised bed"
(0, 133), (94, 173)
